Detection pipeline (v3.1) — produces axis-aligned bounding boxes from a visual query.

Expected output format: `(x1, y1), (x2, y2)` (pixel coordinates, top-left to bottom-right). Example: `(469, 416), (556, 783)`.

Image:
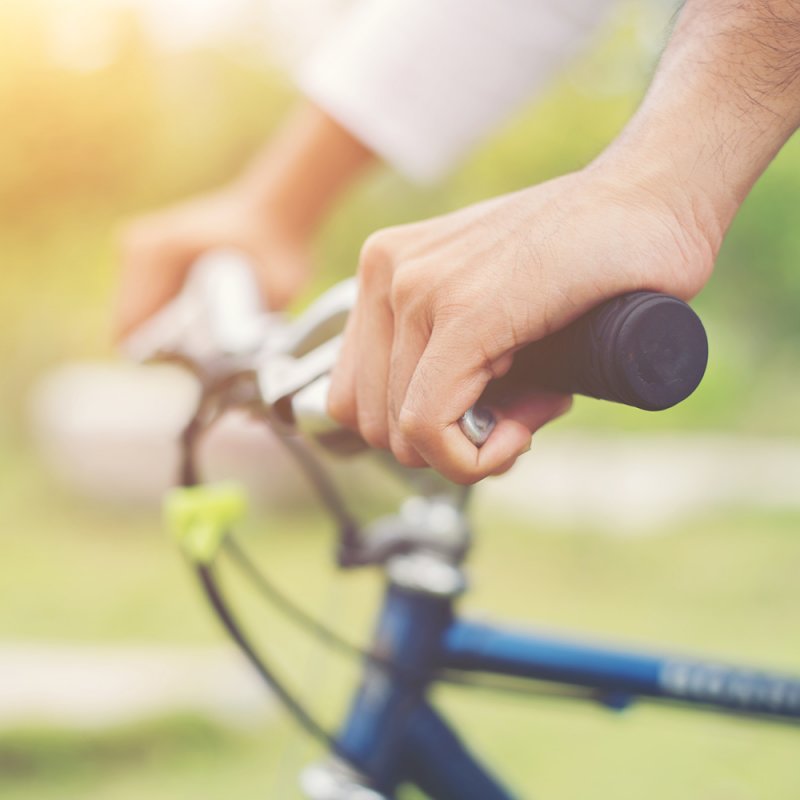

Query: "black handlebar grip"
(490, 292), (708, 411)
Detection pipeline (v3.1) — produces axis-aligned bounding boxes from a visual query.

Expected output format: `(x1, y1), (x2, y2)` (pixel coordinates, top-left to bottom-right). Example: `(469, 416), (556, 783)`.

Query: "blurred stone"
(30, 362), (800, 532)
(0, 644), (272, 728)
(29, 361), (308, 507)
(483, 430), (800, 533)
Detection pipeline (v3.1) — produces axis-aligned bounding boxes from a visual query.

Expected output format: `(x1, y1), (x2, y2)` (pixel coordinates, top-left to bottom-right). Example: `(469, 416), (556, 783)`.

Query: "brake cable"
(224, 532), (605, 703)
(174, 410), (341, 751)
(196, 561), (338, 749)
(172, 403), (602, 754)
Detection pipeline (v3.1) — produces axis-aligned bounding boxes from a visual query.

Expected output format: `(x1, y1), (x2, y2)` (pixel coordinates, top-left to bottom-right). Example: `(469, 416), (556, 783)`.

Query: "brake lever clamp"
(337, 494), (472, 569)
(254, 279), (368, 453)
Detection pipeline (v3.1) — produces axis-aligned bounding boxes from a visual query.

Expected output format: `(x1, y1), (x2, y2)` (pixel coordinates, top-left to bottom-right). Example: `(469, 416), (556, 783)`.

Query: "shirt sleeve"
(297, 0), (618, 183)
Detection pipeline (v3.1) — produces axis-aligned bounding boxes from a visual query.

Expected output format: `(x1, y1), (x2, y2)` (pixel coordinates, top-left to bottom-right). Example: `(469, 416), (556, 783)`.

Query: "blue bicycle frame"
(152, 262), (797, 800)
(329, 576), (800, 800)
(176, 451), (800, 799)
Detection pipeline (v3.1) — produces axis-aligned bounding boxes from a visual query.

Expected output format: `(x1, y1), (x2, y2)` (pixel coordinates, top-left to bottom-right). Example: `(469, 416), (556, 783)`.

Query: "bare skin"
(329, 0), (800, 484)
(115, 103), (374, 339)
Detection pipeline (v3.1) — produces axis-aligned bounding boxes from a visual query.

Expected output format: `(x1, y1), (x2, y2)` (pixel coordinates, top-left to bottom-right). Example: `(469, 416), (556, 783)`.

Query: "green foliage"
(2, 7), (800, 798)
(0, 716), (237, 783)
(0, 3), (291, 229)
(2, 480), (800, 798)
(716, 137), (800, 344)
(1, 2), (800, 433)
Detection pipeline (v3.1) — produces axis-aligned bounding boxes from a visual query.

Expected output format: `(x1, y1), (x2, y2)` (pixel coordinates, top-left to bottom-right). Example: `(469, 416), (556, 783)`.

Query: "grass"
(2, 439), (800, 798)
(3, 702), (797, 800)
(2, 5), (800, 796)
(0, 715), (324, 800)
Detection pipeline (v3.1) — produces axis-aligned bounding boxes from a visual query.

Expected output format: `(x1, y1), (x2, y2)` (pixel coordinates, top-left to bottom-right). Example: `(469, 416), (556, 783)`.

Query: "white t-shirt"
(298, 0), (618, 182)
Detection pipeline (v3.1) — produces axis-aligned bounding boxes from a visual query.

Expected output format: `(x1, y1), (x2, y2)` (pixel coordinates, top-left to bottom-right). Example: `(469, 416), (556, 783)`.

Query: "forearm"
(599, 0), (800, 245)
(299, 0), (615, 183)
(235, 102), (375, 238)
(116, 104), (374, 336)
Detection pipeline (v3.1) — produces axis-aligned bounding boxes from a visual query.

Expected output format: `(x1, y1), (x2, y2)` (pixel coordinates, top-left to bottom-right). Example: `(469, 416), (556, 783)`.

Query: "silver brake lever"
(278, 278), (357, 357)
(123, 249), (280, 370)
(258, 336), (343, 415)
(126, 250), (493, 451)
(255, 280), (357, 441)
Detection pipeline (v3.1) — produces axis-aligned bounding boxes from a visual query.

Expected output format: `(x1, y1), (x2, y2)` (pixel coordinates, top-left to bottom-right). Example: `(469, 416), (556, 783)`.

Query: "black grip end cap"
(611, 295), (708, 411)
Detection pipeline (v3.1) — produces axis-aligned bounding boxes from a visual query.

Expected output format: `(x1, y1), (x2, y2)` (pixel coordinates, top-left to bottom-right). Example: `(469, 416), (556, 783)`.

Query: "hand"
(328, 165), (719, 484)
(115, 103), (374, 339)
(115, 186), (310, 338)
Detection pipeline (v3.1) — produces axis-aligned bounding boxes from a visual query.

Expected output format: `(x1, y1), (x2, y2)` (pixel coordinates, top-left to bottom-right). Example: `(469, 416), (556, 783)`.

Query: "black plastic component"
(490, 292), (708, 411)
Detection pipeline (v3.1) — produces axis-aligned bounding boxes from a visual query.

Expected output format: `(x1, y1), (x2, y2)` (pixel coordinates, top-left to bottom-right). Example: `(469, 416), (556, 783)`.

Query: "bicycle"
(127, 250), (800, 800)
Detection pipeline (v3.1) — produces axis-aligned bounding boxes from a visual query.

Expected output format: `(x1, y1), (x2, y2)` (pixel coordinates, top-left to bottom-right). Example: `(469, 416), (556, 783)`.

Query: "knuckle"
(434, 290), (486, 327)
(397, 406), (426, 443)
(357, 415), (390, 450)
(358, 232), (393, 284)
(389, 267), (421, 313)
(388, 429), (424, 468)
(396, 406), (445, 457)
(326, 385), (356, 429)
(393, 447), (426, 469)
(389, 437), (426, 468)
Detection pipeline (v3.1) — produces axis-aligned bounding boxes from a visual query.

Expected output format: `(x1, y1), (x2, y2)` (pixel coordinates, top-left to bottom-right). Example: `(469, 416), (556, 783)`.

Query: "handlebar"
(461, 291), (708, 446)
(126, 251), (708, 458)
(500, 292), (707, 409)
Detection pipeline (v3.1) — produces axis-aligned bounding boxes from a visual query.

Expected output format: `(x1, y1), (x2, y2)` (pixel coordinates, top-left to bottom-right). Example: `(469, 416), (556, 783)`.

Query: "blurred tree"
(0, 3), (158, 227)
(0, 0), (798, 435)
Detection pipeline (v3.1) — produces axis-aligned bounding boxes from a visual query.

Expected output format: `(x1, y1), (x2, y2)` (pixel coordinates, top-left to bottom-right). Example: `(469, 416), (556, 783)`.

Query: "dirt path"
(483, 432), (800, 532)
(0, 643), (273, 729)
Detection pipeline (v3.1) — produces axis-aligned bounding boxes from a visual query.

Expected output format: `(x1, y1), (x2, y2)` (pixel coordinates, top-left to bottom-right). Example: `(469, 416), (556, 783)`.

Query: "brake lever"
(278, 278), (357, 357)
(123, 249), (282, 380)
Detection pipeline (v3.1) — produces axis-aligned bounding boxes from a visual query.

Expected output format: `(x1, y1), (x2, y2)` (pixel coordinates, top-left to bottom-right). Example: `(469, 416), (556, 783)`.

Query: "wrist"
(591, 135), (728, 258)
(234, 103), (374, 242)
(229, 174), (314, 245)
(583, 145), (725, 299)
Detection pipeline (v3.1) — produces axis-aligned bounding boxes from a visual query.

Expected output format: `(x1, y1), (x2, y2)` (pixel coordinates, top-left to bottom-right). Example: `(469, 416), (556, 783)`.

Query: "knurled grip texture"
(489, 292), (708, 411)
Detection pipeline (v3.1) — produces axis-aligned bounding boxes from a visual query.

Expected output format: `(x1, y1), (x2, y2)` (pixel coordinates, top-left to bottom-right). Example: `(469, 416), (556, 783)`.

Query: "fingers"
(331, 273), (569, 482)
(391, 325), (572, 483)
(327, 297), (363, 431)
(115, 224), (193, 340)
(401, 393), (570, 484)
(387, 313), (429, 468)
(114, 191), (313, 342)
(389, 326), (505, 482)
(354, 275), (394, 449)
(328, 213), (573, 483)
(331, 233), (426, 462)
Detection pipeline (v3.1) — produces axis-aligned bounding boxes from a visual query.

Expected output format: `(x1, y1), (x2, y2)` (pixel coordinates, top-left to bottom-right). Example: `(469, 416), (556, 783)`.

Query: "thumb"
(249, 239), (311, 311)
(115, 239), (194, 341)
(398, 328), (531, 483)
